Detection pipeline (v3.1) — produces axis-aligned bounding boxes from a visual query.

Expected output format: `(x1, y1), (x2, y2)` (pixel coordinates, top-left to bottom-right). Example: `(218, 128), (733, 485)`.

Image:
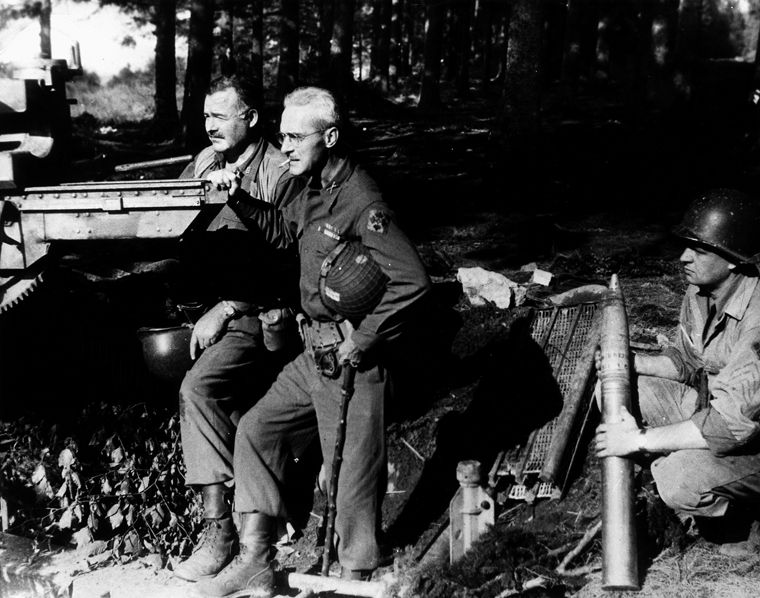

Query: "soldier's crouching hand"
(595, 405), (641, 457)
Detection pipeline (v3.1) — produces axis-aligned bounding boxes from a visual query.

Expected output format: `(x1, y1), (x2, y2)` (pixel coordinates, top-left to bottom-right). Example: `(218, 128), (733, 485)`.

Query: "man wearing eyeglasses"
(172, 74), (302, 583)
(195, 87), (431, 598)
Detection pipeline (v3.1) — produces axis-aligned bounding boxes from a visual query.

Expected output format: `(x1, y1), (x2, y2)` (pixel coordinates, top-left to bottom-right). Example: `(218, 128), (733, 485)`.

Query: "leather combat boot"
(174, 484), (236, 581)
(195, 512), (275, 598)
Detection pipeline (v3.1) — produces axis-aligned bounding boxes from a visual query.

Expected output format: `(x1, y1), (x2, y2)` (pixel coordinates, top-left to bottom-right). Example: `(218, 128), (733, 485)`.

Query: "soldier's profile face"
(679, 244), (734, 290)
(203, 88), (252, 156)
(279, 105), (328, 177)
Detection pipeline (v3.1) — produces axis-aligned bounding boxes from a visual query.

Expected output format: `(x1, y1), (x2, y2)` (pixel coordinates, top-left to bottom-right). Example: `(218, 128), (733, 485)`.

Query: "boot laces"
(192, 518), (222, 554)
(219, 544), (270, 582)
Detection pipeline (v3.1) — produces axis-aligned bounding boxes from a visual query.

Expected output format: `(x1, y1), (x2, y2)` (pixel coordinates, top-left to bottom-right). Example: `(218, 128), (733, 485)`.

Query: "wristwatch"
(221, 300), (240, 319)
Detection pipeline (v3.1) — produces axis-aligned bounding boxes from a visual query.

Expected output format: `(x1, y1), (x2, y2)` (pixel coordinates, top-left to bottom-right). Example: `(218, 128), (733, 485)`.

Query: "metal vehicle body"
(0, 57), (226, 312)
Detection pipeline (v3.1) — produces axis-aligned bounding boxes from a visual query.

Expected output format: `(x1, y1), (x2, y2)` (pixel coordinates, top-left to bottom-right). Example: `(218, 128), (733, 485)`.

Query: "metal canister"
(259, 308), (291, 351)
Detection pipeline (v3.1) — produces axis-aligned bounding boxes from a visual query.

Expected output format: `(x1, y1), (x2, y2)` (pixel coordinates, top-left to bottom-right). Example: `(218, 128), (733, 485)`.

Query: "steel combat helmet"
(319, 240), (388, 319)
(673, 188), (760, 264)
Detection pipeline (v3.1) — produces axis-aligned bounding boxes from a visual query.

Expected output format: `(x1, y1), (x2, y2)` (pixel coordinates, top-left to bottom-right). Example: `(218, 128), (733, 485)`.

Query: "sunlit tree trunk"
(371, 0), (392, 92)
(250, 0), (264, 100)
(329, 0), (355, 96)
(319, 0), (335, 85)
(39, 0), (51, 59)
(154, 0), (178, 137)
(419, 0), (445, 110)
(181, 0), (215, 151)
(277, 0), (299, 98)
(217, 0), (234, 76)
(501, 0), (545, 153)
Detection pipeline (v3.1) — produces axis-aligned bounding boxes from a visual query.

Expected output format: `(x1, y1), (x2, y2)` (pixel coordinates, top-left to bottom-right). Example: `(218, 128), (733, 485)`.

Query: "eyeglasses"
(276, 130), (326, 146)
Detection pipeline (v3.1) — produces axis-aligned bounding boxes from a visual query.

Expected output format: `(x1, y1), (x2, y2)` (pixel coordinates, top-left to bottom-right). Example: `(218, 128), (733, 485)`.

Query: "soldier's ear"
(324, 126), (339, 149)
(247, 109), (259, 129)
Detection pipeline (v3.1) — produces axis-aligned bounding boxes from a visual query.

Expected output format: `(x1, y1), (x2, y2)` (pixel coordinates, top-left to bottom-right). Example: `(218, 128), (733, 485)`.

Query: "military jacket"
(666, 275), (760, 454)
(177, 138), (301, 308)
(230, 157), (431, 351)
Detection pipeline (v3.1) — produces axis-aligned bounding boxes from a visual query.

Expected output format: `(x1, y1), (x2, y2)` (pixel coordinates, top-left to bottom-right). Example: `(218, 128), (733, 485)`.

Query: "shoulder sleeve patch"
(367, 209), (390, 234)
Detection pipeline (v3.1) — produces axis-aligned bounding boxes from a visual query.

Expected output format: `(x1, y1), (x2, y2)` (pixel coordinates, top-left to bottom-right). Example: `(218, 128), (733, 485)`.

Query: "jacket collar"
(719, 274), (758, 321)
(307, 156), (355, 211)
(213, 137), (266, 178)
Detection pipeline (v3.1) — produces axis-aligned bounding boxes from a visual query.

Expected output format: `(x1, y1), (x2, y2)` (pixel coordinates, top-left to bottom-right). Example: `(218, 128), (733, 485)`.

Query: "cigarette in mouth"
(278, 158), (291, 167)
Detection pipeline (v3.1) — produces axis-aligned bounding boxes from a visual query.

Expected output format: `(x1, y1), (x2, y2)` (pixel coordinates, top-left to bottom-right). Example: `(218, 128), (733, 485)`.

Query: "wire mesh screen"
(496, 302), (599, 501)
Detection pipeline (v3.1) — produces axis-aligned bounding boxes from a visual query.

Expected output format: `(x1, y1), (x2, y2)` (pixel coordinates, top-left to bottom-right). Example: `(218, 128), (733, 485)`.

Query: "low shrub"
(0, 402), (202, 563)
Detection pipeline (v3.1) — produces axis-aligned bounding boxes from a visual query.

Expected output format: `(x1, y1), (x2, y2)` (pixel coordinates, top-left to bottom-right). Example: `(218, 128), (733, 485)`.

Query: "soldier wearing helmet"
(596, 188), (760, 555)
(197, 87), (431, 597)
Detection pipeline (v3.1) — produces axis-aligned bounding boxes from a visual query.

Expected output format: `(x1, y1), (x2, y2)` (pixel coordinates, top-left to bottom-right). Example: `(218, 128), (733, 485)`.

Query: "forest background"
(4, 1), (760, 597)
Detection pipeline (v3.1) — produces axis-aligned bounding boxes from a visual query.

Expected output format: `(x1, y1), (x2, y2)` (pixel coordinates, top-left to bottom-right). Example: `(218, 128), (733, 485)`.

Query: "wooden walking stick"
(321, 362), (358, 576)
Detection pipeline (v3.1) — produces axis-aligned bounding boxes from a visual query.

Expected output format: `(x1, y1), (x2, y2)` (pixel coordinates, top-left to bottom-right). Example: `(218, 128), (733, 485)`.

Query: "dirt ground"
(3, 81), (760, 597)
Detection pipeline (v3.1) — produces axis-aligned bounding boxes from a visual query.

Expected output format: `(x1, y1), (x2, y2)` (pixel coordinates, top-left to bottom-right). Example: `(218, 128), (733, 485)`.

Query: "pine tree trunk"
(542, 0), (565, 85)
(419, 0), (445, 110)
(561, 0), (581, 85)
(319, 0), (336, 85)
(579, 0), (600, 82)
(217, 0), (235, 76)
(370, 0), (392, 92)
(399, 0), (413, 77)
(277, 0), (300, 98)
(250, 0), (264, 100)
(39, 0), (52, 59)
(674, 0), (703, 100)
(649, 0), (678, 105)
(479, 0), (493, 91)
(181, 0), (215, 151)
(389, 0), (402, 86)
(154, 0), (178, 137)
(329, 0), (356, 96)
(501, 0), (545, 153)
(454, 0), (472, 97)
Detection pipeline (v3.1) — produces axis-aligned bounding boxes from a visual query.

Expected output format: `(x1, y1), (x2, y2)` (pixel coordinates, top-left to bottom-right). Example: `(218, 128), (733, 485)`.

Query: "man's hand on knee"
(190, 303), (232, 359)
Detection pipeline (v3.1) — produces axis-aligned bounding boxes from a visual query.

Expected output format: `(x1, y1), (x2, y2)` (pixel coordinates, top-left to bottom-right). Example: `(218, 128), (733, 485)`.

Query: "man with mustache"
(195, 86), (431, 598)
(596, 189), (760, 554)
(173, 74), (302, 582)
